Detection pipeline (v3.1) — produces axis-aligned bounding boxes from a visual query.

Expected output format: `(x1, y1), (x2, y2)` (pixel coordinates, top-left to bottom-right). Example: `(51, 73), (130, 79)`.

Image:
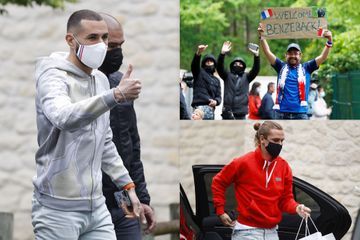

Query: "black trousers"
(109, 207), (142, 240)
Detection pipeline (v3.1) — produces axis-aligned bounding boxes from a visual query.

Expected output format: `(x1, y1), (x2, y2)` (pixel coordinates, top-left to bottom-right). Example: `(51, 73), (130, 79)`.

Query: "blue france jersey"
(272, 58), (318, 113)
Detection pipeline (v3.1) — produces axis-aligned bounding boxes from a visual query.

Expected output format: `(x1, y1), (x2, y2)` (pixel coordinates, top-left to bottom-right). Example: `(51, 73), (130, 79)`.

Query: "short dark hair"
(267, 82), (274, 90)
(67, 9), (103, 32)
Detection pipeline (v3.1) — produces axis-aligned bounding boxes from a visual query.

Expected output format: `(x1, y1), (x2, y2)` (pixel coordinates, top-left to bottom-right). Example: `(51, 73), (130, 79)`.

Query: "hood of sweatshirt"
(35, 52), (97, 83)
(201, 54), (217, 68)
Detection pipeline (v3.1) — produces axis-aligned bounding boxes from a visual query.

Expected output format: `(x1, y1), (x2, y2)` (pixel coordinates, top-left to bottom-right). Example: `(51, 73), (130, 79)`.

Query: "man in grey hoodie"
(32, 9), (143, 240)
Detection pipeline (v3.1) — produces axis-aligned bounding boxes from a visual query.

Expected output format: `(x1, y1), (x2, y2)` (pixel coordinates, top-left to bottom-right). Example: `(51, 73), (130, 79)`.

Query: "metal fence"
(331, 70), (360, 119)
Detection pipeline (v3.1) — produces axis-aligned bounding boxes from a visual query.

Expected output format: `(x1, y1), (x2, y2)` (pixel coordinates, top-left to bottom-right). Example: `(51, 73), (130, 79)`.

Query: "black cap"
(287, 43), (301, 52)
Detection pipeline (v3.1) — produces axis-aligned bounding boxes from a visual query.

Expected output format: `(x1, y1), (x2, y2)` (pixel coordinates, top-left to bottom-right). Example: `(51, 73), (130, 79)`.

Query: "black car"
(180, 164), (352, 240)
(352, 209), (360, 240)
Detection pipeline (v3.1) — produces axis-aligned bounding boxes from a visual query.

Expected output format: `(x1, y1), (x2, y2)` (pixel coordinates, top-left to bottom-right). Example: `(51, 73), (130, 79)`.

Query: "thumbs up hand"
(114, 64), (142, 102)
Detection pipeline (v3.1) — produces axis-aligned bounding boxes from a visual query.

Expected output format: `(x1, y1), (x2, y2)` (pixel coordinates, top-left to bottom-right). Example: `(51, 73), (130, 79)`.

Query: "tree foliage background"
(0, 0), (76, 13)
(180, 0), (360, 81)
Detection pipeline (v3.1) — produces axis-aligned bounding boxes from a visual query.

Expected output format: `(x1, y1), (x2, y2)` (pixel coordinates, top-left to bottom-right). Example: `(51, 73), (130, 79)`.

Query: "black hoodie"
(191, 53), (222, 107)
(101, 71), (150, 207)
(217, 53), (260, 115)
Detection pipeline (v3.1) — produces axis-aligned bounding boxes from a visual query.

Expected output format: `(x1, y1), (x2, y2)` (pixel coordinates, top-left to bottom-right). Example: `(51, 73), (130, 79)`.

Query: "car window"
(294, 187), (321, 212)
(204, 173), (237, 215)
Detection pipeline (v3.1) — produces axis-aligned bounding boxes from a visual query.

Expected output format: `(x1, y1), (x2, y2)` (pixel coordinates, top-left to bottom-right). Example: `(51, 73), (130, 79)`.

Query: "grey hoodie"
(33, 52), (132, 211)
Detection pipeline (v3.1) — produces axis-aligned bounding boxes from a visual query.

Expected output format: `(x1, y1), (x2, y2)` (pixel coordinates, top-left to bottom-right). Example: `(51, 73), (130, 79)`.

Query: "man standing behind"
(191, 44), (222, 120)
(98, 13), (156, 239)
(33, 10), (143, 239)
(217, 41), (260, 119)
(258, 23), (333, 120)
(259, 82), (275, 119)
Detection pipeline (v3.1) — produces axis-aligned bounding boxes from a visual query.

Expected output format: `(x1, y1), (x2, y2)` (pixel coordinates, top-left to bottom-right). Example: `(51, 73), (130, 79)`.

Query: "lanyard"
(262, 160), (277, 188)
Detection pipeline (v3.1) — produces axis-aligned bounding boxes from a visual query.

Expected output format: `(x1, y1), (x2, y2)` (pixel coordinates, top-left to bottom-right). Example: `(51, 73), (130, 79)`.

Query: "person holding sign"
(217, 41), (260, 119)
(258, 23), (332, 120)
(212, 121), (311, 240)
(191, 44), (222, 120)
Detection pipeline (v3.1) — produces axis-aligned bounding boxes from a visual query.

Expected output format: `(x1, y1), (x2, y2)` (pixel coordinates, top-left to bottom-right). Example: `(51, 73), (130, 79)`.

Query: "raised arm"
(258, 23), (276, 66)
(217, 41), (231, 80)
(247, 44), (260, 81)
(315, 30), (333, 66)
(191, 44), (208, 78)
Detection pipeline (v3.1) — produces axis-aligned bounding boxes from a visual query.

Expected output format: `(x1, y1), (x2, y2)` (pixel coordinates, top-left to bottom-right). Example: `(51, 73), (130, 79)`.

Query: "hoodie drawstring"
(263, 160), (277, 188)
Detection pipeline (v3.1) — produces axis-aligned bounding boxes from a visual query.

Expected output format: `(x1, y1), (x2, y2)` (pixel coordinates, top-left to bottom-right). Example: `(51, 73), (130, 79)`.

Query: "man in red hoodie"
(212, 121), (311, 240)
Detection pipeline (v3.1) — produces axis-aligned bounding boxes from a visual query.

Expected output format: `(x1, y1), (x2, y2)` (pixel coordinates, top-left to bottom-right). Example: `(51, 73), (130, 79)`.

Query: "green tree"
(302, 0), (360, 102)
(307, 0), (360, 74)
(180, 0), (229, 70)
(0, 0), (76, 14)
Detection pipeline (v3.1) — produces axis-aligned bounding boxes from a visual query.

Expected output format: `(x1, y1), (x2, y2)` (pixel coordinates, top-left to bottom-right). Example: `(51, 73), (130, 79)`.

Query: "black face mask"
(233, 66), (244, 74)
(99, 48), (123, 75)
(204, 65), (215, 74)
(265, 141), (282, 159)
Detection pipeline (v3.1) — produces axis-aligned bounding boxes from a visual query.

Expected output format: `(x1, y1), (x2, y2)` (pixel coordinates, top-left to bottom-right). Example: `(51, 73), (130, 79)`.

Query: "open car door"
(192, 164), (351, 240)
(352, 209), (360, 240)
(180, 184), (224, 240)
(180, 183), (202, 240)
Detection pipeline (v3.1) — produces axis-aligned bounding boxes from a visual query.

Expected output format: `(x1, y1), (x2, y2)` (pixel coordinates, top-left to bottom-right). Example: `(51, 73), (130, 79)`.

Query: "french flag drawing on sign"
(261, 9), (273, 19)
(317, 27), (324, 37)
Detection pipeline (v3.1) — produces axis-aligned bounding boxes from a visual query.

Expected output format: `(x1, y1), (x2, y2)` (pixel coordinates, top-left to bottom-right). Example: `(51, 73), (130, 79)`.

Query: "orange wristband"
(123, 182), (135, 190)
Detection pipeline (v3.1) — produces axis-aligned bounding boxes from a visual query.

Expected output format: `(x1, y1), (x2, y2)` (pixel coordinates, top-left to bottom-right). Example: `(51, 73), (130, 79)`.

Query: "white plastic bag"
(295, 217), (335, 240)
(299, 232), (322, 240)
(322, 233), (336, 240)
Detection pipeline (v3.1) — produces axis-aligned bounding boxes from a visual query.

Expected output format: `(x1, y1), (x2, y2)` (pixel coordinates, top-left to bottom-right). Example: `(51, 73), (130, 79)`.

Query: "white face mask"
(320, 91), (326, 98)
(74, 36), (107, 69)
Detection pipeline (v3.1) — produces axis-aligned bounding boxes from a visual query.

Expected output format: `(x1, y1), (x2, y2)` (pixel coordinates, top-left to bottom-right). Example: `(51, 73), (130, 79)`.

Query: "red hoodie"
(212, 147), (298, 228)
(248, 95), (262, 120)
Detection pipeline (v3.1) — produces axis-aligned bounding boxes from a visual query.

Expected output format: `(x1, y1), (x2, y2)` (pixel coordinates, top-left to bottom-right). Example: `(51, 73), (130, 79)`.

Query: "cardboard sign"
(260, 7), (328, 39)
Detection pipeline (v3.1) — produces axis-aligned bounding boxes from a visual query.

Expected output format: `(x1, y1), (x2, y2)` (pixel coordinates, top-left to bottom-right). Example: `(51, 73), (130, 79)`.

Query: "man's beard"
(287, 58), (299, 66)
